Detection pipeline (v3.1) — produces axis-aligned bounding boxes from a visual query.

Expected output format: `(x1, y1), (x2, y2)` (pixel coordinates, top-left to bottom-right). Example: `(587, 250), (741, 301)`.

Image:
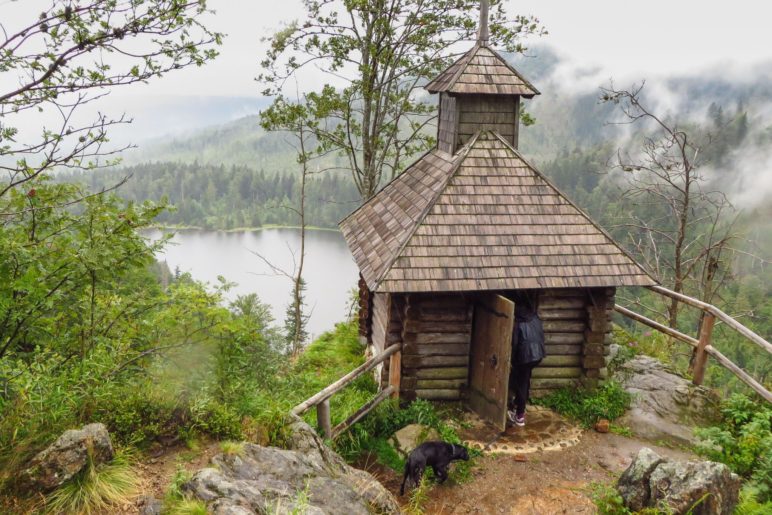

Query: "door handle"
(490, 354), (498, 368)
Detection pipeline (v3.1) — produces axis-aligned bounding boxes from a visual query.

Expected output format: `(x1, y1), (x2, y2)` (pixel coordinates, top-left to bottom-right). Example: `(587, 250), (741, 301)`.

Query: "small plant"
(588, 481), (631, 515)
(610, 424), (633, 437)
(219, 440), (245, 456)
(694, 393), (772, 502)
(535, 381), (632, 428)
(165, 499), (209, 515)
(405, 473), (432, 515)
(45, 449), (138, 515)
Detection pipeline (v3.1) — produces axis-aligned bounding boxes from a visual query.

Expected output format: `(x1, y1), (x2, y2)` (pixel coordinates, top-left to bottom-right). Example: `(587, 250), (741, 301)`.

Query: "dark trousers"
(509, 361), (540, 414)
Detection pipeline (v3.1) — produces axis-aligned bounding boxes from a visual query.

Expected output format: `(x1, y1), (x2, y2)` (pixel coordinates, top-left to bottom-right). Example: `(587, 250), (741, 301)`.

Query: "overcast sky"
(2, 0), (771, 138)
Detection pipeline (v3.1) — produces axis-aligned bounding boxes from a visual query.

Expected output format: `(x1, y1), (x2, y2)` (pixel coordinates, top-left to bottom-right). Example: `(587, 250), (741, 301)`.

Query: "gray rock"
(137, 495), (163, 515)
(21, 423), (114, 492)
(618, 448), (740, 514)
(614, 355), (719, 445)
(184, 417), (399, 515)
(389, 424), (440, 456)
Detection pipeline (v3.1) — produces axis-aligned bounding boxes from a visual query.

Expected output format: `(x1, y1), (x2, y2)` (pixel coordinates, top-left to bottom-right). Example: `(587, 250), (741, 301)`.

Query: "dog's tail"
(399, 460), (409, 496)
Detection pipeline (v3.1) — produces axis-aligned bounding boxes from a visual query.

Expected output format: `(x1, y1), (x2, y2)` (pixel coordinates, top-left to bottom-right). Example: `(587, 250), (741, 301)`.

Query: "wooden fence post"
(317, 399), (332, 440)
(388, 349), (401, 399)
(692, 313), (715, 386)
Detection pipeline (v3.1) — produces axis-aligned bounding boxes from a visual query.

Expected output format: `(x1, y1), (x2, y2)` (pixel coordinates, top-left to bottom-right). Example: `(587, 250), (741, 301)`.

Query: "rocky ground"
(370, 429), (696, 514)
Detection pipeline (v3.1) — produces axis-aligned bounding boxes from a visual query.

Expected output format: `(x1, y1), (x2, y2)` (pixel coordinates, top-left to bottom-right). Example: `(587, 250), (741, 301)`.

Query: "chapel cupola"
(425, 0), (539, 153)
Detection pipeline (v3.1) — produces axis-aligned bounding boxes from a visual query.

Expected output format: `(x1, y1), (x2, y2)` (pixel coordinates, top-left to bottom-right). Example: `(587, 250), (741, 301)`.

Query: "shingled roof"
(425, 43), (539, 97)
(340, 131), (656, 293)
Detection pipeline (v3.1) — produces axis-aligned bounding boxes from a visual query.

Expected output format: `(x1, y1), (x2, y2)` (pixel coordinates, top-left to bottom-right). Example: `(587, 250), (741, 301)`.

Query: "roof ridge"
(425, 44), (480, 92)
(371, 132), (481, 290)
(488, 131), (655, 282)
(337, 147), (437, 227)
(479, 46), (541, 95)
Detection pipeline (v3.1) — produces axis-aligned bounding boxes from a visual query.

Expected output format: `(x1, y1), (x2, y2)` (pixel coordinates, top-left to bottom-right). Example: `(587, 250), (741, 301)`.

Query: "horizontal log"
(614, 305), (698, 347)
(539, 296), (586, 308)
(544, 344), (583, 355)
(331, 386), (395, 439)
(413, 311), (469, 323)
(541, 355), (582, 367)
(404, 332), (471, 344)
(411, 295), (468, 309)
(541, 289), (588, 298)
(404, 321), (472, 334)
(403, 343), (470, 356)
(417, 379), (467, 389)
(403, 355), (469, 368)
(705, 346), (772, 403)
(545, 333), (584, 345)
(415, 367), (468, 379)
(292, 344), (401, 415)
(531, 366), (582, 379)
(538, 309), (586, 321)
(543, 320), (587, 332)
(530, 378), (581, 390)
(415, 389), (462, 400)
(648, 285), (772, 356)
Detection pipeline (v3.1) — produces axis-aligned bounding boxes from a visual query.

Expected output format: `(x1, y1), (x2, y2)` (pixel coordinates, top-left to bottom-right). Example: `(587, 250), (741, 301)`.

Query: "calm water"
(144, 228), (359, 338)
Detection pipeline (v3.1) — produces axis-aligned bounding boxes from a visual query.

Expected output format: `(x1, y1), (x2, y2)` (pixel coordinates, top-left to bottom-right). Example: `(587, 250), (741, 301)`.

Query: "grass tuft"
(165, 499), (209, 515)
(44, 449), (138, 515)
(219, 440), (245, 456)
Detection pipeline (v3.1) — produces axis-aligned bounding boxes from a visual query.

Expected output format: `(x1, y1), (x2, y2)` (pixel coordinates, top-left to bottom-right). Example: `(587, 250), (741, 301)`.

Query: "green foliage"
(536, 381), (632, 428)
(694, 394), (772, 502)
(588, 481), (631, 515)
(260, 0), (544, 198)
(63, 160), (360, 230)
(45, 449), (138, 515)
(405, 473), (432, 515)
(735, 484), (772, 515)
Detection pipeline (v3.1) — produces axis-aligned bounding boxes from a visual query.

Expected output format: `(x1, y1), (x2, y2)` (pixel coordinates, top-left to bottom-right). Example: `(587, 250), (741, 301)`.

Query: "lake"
(144, 228), (360, 338)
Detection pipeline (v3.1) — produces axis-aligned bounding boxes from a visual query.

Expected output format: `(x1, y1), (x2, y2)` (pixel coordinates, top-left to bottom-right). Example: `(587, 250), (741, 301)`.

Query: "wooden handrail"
(705, 346), (772, 403)
(616, 302), (772, 403)
(292, 344), (401, 416)
(332, 385), (395, 439)
(648, 285), (772, 355)
(614, 305), (698, 348)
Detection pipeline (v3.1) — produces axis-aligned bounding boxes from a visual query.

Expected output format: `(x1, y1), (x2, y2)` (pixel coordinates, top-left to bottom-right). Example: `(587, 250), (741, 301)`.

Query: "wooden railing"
(615, 285), (772, 403)
(291, 344), (403, 439)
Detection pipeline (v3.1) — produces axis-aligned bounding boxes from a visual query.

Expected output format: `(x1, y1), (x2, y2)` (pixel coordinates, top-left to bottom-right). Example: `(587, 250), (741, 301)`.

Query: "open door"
(468, 294), (515, 432)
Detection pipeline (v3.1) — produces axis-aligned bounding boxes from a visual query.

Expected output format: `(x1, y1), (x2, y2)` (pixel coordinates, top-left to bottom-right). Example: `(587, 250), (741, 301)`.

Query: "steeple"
(426, 0), (539, 153)
(477, 0), (489, 44)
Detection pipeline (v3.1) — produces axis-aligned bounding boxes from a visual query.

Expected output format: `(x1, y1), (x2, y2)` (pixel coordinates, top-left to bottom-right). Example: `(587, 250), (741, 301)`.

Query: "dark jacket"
(513, 310), (545, 365)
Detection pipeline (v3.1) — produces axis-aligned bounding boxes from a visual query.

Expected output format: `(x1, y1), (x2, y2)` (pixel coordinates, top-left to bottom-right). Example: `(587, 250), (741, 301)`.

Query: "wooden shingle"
(425, 44), (539, 97)
(340, 131), (656, 293)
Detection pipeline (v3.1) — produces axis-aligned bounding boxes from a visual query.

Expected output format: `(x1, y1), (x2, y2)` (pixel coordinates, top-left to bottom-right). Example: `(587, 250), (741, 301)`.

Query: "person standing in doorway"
(508, 302), (545, 427)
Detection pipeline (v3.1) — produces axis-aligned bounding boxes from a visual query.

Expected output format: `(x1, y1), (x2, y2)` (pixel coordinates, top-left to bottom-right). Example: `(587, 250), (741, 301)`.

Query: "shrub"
(694, 394), (772, 502)
(535, 380), (632, 428)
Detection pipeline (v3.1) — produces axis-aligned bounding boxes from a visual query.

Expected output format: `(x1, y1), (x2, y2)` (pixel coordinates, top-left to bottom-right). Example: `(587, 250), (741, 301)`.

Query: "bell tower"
(426, 0), (539, 154)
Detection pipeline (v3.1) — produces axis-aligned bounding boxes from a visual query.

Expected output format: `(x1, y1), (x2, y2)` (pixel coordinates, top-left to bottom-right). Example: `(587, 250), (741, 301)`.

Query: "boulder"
(184, 417), (399, 515)
(614, 355), (719, 445)
(21, 423), (114, 492)
(389, 424), (440, 456)
(618, 448), (740, 514)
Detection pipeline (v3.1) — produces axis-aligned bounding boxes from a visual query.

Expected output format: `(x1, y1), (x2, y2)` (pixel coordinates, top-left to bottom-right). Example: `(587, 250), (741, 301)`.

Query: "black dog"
(400, 441), (469, 495)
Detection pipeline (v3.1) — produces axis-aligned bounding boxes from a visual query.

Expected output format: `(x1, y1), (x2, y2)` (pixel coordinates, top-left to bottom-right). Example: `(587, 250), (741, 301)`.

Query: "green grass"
(534, 380), (632, 428)
(165, 499), (209, 515)
(219, 440), (245, 456)
(44, 449), (138, 515)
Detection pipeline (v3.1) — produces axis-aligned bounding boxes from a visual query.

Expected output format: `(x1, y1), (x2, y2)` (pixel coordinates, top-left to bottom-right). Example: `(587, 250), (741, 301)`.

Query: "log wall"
(357, 275), (372, 343)
(397, 293), (473, 401)
(457, 95), (518, 150)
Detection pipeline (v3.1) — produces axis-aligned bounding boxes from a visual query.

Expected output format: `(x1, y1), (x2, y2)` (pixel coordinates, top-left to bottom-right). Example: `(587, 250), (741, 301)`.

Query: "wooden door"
(468, 294), (515, 431)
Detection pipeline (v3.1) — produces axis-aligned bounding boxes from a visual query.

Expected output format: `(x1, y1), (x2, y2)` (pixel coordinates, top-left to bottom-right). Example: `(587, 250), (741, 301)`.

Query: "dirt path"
(365, 430), (695, 514)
